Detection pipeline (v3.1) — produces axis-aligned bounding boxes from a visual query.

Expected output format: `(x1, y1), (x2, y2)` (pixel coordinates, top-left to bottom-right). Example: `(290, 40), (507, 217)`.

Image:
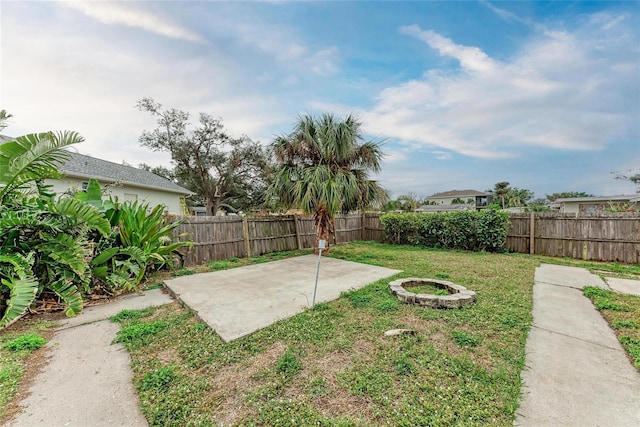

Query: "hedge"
(380, 208), (510, 252)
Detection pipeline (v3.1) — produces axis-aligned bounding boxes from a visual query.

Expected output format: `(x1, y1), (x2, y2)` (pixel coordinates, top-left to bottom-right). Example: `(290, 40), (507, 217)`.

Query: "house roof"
(427, 189), (489, 199)
(416, 204), (474, 212)
(60, 151), (192, 195)
(1, 134), (192, 195)
(554, 195), (639, 203)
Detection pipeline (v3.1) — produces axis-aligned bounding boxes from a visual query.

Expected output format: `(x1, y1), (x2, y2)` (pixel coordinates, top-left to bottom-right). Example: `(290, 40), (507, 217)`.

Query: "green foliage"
(3, 334), (46, 352)
(452, 330), (481, 347)
(594, 300), (629, 311)
(140, 365), (176, 391)
(0, 131), (82, 205)
(113, 321), (168, 344)
(381, 207), (510, 252)
(110, 307), (156, 323)
(583, 286), (629, 311)
(612, 320), (637, 329)
(268, 113), (386, 250)
(583, 286), (611, 298)
(619, 336), (640, 367)
(0, 131), (110, 327)
(276, 351), (302, 377)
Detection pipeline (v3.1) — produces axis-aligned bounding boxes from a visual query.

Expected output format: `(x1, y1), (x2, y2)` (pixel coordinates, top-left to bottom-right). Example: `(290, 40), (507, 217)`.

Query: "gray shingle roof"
(60, 151), (192, 195)
(427, 189), (489, 198)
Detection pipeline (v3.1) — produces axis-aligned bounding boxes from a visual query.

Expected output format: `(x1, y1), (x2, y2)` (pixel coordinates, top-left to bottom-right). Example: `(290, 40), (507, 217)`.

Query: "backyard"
(113, 242), (540, 426)
(2, 241), (640, 426)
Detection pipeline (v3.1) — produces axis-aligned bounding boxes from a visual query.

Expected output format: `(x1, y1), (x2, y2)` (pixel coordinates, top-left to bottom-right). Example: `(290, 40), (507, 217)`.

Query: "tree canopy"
(136, 98), (270, 215)
(546, 191), (594, 201)
(268, 113), (385, 251)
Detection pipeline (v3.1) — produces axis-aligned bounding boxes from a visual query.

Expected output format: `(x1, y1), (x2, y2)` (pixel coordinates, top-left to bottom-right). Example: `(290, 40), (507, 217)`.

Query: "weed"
(191, 323), (208, 332)
(376, 300), (399, 312)
(208, 260), (232, 271)
(409, 284), (449, 296)
(312, 302), (329, 311)
(113, 321), (168, 344)
(277, 351), (301, 377)
(348, 293), (371, 308)
(612, 320), (637, 329)
(3, 334), (46, 352)
(435, 272), (450, 279)
(142, 282), (164, 291)
(110, 307), (156, 323)
(583, 286), (612, 298)
(619, 336), (640, 367)
(594, 300), (629, 312)
(140, 365), (176, 391)
(174, 269), (195, 276)
(395, 355), (414, 375)
(452, 330), (480, 348)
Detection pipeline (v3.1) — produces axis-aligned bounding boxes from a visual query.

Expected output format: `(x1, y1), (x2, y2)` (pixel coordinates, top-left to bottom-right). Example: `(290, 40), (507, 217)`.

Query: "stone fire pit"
(389, 278), (476, 309)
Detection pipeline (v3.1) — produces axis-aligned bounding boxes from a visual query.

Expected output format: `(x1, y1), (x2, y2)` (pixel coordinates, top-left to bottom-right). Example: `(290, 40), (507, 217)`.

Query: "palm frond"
(0, 131), (84, 204)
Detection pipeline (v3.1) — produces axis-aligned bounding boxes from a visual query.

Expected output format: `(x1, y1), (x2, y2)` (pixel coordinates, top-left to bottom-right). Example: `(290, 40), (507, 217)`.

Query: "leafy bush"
(3, 334), (46, 352)
(380, 207), (510, 252)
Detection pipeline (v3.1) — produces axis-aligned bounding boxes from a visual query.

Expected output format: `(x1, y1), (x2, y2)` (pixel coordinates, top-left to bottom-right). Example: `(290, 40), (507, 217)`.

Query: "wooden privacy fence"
(506, 212), (640, 264)
(171, 214), (384, 266)
(171, 212), (640, 265)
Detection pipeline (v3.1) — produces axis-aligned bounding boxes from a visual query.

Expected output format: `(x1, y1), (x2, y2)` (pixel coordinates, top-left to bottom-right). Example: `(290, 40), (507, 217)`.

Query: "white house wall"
(45, 177), (186, 214)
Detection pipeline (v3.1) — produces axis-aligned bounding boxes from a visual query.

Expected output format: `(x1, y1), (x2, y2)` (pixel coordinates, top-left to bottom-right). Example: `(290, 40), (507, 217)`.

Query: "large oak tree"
(137, 98), (269, 215)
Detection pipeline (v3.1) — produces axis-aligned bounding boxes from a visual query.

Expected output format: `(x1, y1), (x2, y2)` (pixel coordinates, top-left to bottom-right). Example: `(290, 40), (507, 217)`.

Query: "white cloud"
(431, 151), (452, 160)
(362, 19), (638, 160)
(62, 1), (205, 43)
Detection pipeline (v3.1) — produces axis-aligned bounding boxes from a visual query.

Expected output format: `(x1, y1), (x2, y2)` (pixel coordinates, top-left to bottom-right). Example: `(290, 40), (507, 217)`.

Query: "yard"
(113, 242), (541, 426)
(3, 242), (639, 426)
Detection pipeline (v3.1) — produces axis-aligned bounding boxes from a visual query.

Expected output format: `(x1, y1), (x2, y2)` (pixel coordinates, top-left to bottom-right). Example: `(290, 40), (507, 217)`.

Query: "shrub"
(380, 207), (510, 252)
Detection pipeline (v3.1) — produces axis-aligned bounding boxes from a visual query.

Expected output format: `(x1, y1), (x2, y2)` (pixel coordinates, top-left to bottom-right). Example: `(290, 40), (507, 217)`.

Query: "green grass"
(112, 242), (640, 425)
(116, 242), (544, 426)
(583, 286), (640, 368)
(0, 320), (56, 421)
(407, 283), (449, 296)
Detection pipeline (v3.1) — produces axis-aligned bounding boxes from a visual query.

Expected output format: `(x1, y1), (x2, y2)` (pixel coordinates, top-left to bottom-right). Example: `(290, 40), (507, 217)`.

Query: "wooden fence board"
(170, 212), (639, 266)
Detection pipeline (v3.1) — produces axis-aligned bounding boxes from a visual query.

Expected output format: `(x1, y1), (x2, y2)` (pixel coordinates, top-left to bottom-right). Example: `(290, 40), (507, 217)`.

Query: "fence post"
(361, 213), (366, 241)
(242, 216), (251, 258)
(529, 212), (535, 255)
(293, 214), (303, 250)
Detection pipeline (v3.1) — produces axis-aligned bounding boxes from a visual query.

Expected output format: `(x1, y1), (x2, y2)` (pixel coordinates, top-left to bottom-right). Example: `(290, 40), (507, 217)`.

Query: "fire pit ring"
(389, 278), (476, 309)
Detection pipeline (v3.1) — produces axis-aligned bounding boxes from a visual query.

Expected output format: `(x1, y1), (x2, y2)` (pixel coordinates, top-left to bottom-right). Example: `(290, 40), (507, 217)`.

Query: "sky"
(1, 0), (639, 200)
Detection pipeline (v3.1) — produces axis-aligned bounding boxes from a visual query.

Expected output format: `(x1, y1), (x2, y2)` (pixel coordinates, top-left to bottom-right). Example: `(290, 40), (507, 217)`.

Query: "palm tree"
(493, 181), (510, 209)
(268, 113), (386, 253)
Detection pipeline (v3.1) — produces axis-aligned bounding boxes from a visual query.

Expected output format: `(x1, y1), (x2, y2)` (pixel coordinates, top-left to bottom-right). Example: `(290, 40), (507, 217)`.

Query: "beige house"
(46, 152), (192, 215)
(423, 189), (492, 210)
(552, 195), (639, 215)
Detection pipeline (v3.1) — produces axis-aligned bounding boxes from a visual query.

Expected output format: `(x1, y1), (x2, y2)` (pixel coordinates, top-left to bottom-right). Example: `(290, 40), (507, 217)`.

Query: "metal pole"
(312, 240), (325, 308)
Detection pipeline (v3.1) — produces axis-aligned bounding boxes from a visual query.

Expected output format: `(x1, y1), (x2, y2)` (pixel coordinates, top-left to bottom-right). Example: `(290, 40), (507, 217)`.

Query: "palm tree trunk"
(315, 206), (332, 254)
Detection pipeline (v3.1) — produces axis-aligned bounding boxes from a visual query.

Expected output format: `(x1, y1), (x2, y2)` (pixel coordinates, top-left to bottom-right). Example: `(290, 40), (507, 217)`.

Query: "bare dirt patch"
(207, 341), (287, 425)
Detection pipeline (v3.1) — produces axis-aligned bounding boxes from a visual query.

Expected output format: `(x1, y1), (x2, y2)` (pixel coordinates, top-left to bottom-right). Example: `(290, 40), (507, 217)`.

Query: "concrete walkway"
(516, 264), (640, 426)
(165, 254), (401, 342)
(7, 289), (173, 427)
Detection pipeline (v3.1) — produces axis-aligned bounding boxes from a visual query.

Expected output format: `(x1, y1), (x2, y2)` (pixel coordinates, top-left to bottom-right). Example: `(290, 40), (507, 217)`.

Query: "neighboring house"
(415, 204), (475, 213)
(48, 151), (192, 215)
(552, 195), (640, 215)
(424, 189), (492, 210)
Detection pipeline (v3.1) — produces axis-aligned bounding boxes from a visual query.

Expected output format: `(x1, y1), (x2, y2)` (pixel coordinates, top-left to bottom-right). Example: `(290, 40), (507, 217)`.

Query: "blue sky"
(1, 1), (638, 199)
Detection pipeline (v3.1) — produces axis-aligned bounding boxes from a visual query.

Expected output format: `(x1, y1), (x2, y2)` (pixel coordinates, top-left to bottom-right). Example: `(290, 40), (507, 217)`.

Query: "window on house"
(81, 181), (89, 191)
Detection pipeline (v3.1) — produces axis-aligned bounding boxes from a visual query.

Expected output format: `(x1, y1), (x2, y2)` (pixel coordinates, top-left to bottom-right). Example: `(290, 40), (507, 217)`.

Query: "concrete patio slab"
(165, 255), (401, 342)
(516, 264), (640, 427)
(606, 277), (640, 296)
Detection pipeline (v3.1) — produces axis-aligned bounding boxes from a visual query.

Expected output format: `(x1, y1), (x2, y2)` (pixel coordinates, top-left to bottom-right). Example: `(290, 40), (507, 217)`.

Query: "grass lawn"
(0, 318), (57, 422)
(583, 286), (640, 368)
(112, 242), (541, 426)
